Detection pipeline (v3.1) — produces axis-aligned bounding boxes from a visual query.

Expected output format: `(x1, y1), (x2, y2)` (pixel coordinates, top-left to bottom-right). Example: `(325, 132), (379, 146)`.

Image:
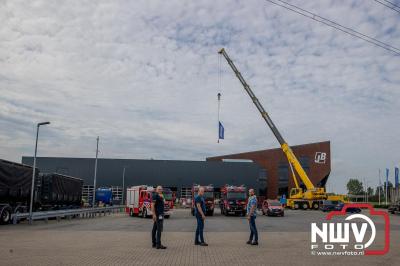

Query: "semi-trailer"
(0, 159), (83, 224)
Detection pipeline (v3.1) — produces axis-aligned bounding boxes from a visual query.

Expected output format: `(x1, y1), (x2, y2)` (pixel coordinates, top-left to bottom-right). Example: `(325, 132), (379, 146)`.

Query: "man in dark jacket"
(194, 186), (208, 246)
(151, 186), (166, 249)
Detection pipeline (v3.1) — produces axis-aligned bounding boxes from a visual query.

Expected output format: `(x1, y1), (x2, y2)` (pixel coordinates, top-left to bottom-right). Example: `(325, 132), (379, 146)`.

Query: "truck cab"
(191, 185), (215, 216)
(126, 185), (173, 218)
(220, 185), (247, 216)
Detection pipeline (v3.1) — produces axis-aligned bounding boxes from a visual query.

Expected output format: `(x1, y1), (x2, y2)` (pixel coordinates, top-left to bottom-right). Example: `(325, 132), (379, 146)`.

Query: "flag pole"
(378, 169), (381, 205)
(217, 93), (221, 143)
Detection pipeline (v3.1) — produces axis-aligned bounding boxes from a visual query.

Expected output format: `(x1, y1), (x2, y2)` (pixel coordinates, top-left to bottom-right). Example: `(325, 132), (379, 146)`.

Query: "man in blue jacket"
(194, 186), (208, 246)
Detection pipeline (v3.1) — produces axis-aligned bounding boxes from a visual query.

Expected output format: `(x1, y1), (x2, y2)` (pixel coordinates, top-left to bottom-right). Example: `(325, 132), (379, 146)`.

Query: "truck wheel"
(164, 215), (170, 219)
(142, 208), (147, 218)
(294, 203), (300, 210)
(313, 203), (319, 210)
(129, 209), (134, 217)
(302, 203), (308, 210)
(0, 207), (11, 225)
(191, 209), (195, 216)
(209, 210), (214, 216)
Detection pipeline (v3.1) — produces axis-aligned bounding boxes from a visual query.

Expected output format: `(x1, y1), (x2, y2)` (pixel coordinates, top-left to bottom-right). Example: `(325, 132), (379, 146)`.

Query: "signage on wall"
(314, 152), (327, 164)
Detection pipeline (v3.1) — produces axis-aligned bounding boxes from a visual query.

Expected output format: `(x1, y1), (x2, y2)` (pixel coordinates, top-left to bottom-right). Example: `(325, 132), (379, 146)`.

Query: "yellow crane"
(218, 48), (348, 209)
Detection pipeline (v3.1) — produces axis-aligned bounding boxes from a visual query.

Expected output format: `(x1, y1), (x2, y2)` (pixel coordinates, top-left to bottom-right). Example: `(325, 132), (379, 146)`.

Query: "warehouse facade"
(22, 141), (330, 199)
(21, 157), (262, 199)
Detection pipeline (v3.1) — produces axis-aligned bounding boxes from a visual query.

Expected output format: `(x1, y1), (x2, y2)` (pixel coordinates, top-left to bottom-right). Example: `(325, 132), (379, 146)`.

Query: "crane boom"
(218, 48), (315, 191)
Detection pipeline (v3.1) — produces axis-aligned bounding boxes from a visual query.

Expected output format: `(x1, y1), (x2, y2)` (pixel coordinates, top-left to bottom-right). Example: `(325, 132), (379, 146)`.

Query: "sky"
(0, 0), (399, 194)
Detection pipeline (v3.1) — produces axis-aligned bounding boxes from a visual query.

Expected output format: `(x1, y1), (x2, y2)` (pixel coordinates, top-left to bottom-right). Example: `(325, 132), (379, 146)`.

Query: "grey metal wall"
(21, 157), (262, 196)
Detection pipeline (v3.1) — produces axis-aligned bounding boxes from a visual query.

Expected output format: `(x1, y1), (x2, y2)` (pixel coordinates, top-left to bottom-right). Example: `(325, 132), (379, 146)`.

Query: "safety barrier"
(12, 205), (124, 225)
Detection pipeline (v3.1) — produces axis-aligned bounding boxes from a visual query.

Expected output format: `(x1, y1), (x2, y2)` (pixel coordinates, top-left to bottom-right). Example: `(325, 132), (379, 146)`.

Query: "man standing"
(194, 186), (208, 246)
(151, 186), (166, 249)
(246, 188), (258, 245)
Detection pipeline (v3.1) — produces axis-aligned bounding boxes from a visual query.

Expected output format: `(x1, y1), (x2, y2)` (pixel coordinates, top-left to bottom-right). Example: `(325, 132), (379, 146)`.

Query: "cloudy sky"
(0, 0), (399, 193)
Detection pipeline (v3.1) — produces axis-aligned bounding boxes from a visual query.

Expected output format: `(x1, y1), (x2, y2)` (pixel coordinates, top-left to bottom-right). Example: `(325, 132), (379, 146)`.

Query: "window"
(258, 168), (267, 196)
(278, 163), (289, 196)
(298, 156), (310, 189)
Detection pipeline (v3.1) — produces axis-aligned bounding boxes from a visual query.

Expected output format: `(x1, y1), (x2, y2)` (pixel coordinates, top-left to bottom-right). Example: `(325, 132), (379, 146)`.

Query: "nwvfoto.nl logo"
(310, 204), (390, 256)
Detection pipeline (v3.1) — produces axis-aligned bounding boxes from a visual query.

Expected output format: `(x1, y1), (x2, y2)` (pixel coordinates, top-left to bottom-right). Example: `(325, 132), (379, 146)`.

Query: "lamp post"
(122, 166), (127, 205)
(29, 121), (50, 223)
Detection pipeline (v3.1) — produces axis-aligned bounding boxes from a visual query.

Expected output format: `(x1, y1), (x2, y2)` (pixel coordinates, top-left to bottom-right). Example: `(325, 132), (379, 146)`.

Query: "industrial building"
(21, 141), (330, 199)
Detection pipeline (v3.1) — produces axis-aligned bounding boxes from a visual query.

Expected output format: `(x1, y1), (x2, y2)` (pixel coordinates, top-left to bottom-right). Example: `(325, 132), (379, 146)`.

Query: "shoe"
(194, 242), (200, 245)
(156, 245), (167, 249)
(246, 240), (252, 245)
(152, 244), (156, 248)
(200, 242), (208, 246)
(251, 241), (259, 245)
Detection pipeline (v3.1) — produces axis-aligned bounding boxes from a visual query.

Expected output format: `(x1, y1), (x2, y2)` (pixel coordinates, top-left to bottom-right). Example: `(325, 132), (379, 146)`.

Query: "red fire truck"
(220, 184), (247, 216)
(126, 185), (173, 218)
(191, 184), (215, 216)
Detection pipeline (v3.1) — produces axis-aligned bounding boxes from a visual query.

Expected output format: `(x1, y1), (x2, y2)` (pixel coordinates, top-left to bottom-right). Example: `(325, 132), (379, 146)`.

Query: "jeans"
(195, 216), (204, 243)
(152, 217), (164, 246)
(249, 216), (258, 242)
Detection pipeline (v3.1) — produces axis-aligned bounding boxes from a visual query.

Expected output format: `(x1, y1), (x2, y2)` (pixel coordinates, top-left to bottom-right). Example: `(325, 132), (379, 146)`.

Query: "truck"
(191, 184), (215, 216)
(0, 159), (83, 224)
(219, 48), (348, 210)
(95, 187), (113, 206)
(219, 185), (247, 216)
(126, 185), (173, 218)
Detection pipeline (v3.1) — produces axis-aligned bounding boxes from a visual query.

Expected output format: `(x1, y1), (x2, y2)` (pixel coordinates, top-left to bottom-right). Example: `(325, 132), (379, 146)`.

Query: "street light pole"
(92, 136), (99, 208)
(29, 121), (50, 223)
(122, 167), (126, 205)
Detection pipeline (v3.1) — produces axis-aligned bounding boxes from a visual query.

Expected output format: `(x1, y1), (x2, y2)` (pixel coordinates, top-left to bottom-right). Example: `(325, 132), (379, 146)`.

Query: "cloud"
(0, 0), (399, 193)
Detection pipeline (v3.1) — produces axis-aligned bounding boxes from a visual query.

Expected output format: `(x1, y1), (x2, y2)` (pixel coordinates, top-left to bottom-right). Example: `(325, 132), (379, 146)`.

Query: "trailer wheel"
(302, 203), (309, 210)
(0, 207), (11, 225)
(294, 203), (300, 210)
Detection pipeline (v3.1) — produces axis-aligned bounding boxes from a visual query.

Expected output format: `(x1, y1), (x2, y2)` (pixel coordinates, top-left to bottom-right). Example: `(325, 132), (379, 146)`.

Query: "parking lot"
(0, 208), (399, 265)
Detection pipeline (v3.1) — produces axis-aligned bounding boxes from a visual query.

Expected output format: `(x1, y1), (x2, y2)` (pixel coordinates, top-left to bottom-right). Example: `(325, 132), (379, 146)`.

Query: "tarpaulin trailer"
(0, 159), (83, 224)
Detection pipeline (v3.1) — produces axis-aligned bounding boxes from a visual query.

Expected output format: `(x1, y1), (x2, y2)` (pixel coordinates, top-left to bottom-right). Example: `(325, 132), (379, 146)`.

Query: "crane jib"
(219, 48), (285, 146)
(218, 48), (316, 191)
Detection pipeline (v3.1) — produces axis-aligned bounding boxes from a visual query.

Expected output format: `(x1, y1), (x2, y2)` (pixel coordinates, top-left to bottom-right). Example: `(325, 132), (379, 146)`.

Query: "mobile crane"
(218, 48), (348, 209)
